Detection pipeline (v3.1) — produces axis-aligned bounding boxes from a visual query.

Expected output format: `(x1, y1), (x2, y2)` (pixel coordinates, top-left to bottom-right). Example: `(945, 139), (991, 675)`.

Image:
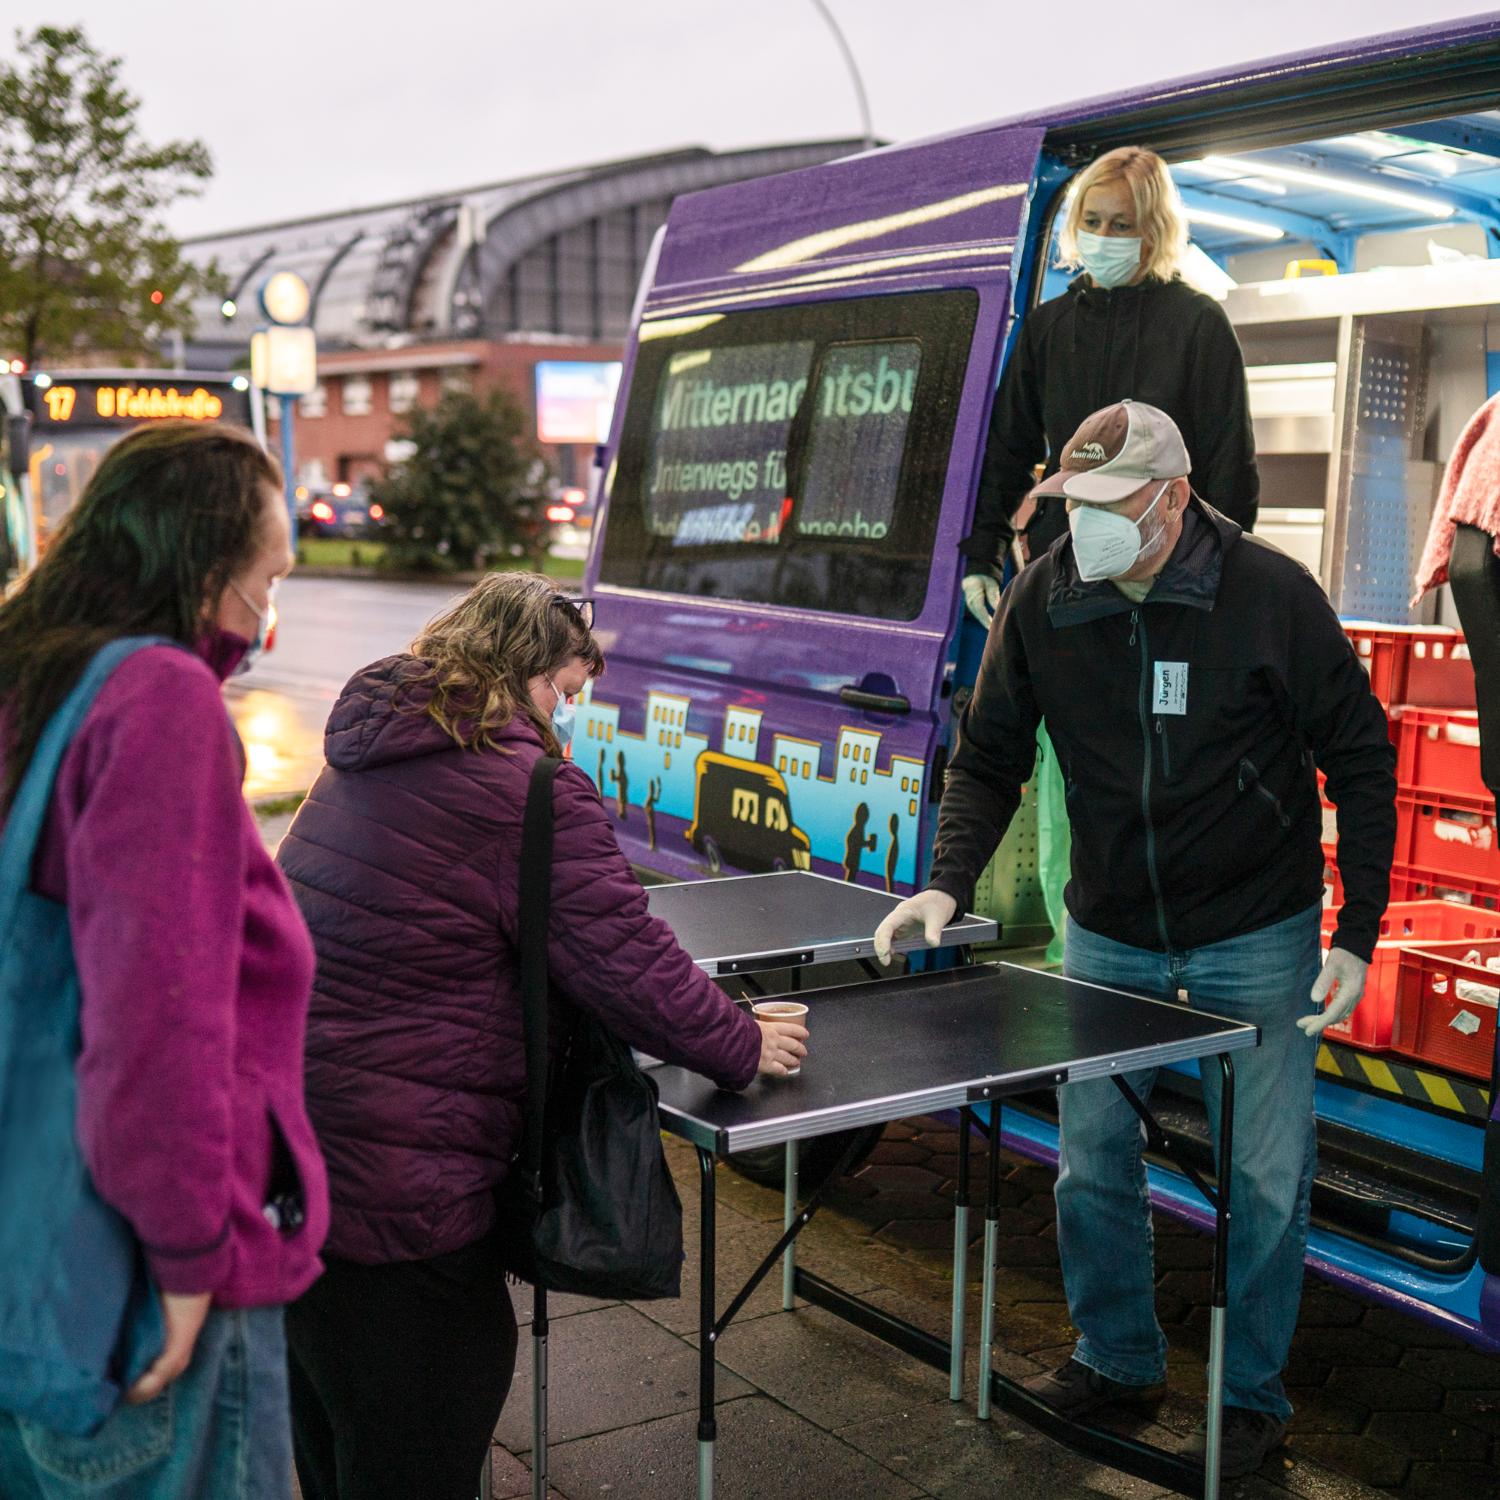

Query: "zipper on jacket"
(1154, 716), (1172, 782)
(1134, 610), (1172, 950)
(1237, 757), (1292, 829)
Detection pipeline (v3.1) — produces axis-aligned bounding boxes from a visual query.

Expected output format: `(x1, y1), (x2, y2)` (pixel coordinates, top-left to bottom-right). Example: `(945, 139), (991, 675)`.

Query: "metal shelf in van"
(1223, 257), (1500, 325)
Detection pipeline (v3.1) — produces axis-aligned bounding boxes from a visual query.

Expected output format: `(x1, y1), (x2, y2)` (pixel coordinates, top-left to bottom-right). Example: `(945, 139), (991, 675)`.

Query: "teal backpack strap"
(0, 636), (178, 928)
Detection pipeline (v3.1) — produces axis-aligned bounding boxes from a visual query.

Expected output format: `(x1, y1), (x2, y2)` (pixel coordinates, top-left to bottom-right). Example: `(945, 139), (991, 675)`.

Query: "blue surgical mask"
(230, 578), (277, 675)
(547, 676), (576, 750)
(1076, 230), (1143, 290)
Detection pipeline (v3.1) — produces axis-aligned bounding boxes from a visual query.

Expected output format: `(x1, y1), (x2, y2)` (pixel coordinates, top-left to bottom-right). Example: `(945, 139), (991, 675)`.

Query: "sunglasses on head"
(551, 594), (594, 629)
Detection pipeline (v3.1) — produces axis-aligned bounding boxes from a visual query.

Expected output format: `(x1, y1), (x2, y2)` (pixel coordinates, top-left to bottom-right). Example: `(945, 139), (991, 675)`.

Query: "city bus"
(581, 15), (1500, 1351)
(0, 368), (252, 583)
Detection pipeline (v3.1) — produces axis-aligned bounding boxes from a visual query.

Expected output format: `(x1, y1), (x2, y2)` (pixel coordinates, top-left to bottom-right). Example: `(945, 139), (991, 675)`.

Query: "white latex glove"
(1297, 947), (1369, 1037)
(874, 889), (959, 966)
(962, 572), (1001, 630)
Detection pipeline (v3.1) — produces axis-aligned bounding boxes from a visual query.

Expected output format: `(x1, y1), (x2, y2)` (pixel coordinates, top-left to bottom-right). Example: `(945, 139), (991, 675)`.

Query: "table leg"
(782, 1139), (799, 1311)
(1204, 1054), (1236, 1500)
(531, 1286), (548, 1500)
(949, 1106), (973, 1401)
(697, 1147), (717, 1500)
(977, 1103), (1002, 1421)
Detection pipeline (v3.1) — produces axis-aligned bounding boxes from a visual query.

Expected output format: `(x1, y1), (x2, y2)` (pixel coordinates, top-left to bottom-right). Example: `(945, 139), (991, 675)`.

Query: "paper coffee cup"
(751, 1000), (809, 1076)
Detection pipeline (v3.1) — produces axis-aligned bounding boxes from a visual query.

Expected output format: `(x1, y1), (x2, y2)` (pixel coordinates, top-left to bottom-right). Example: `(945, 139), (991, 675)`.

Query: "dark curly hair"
(0, 420), (281, 807)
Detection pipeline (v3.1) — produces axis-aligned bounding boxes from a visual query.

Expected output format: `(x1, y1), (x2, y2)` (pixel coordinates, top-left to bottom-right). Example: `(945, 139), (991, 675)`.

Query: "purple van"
(583, 16), (1500, 1351)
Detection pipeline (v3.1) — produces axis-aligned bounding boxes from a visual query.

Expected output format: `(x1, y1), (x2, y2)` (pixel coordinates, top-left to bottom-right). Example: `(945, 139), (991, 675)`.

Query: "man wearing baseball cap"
(874, 400), (1397, 1477)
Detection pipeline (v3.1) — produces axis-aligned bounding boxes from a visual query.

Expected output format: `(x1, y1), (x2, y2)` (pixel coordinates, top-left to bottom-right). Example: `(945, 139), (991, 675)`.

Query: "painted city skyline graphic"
(576, 684), (925, 889)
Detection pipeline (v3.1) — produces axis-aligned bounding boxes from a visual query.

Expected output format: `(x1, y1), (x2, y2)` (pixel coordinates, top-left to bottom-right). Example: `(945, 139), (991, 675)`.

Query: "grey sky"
(12, 2), (1494, 238)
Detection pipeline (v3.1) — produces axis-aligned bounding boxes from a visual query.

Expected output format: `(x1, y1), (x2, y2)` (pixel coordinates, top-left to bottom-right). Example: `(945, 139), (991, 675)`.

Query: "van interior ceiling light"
(1177, 159), (1287, 195)
(1196, 155), (1455, 218)
(1182, 206), (1285, 241)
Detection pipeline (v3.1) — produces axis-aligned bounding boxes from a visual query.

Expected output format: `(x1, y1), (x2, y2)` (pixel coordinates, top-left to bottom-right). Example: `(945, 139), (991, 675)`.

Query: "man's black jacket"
(930, 502), (1396, 962)
(961, 276), (1259, 569)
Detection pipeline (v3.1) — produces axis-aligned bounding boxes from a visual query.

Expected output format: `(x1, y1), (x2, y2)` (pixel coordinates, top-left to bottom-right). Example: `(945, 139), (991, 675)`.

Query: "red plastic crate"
(1319, 899), (1500, 1049)
(1399, 791), (1499, 888)
(1393, 864), (1500, 910)
(1343, 624), (1475, 709)
(1393, 938), (1500, 1080)
(1393, 707), (1492, 804)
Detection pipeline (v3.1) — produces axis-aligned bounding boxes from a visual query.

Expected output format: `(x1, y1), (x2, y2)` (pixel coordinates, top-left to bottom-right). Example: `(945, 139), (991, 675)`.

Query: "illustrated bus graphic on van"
(684, 752), (811, 875)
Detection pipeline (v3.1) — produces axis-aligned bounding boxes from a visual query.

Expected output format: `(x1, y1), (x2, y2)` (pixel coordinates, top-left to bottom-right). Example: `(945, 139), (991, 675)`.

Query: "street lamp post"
(251, 272), (318, 538)
(807, 0), (874, 151)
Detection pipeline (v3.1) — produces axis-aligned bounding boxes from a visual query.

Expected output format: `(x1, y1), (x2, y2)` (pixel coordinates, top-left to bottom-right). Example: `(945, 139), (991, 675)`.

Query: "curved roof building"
(182, 142), (861, 363)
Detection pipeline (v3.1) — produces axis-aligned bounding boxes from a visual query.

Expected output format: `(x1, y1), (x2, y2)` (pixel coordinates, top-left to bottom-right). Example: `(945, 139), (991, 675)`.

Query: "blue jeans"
(1057, 905), (1322, 1421)
(0, 1308), (291, 1499)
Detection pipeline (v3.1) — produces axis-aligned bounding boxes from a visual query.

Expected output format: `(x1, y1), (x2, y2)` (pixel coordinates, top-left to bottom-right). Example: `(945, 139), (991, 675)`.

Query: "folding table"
(652, 962), (1257, 1500)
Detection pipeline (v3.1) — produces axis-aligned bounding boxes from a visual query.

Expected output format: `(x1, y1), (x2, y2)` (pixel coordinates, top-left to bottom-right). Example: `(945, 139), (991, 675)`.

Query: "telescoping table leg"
(949, 1106), (973, 1401)
(697, 1148), (717, 1500)
(782, 1140), (799, 1311)
(531, 1286), (548, 1500)
(1203, 1054), (1236, 1500)
(976, 1103), (1002, 1421)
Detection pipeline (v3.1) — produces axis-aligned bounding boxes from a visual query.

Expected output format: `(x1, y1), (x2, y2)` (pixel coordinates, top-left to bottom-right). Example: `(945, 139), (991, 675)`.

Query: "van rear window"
(599, 290), (977, 619)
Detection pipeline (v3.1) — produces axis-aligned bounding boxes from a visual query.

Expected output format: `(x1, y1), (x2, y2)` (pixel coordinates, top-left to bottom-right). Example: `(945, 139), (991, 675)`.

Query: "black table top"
(645, 871), (998, 975)
(653, 963), (1259, 1153)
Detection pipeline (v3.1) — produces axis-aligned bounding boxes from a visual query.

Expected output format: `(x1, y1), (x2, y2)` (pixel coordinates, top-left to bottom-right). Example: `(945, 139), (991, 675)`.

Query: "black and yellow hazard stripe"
(1317, 1039), (1492, 1120)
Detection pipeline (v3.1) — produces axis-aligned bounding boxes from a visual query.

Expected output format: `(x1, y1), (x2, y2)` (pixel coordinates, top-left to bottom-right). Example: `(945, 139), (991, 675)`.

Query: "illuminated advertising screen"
(535, 361), (622, 445)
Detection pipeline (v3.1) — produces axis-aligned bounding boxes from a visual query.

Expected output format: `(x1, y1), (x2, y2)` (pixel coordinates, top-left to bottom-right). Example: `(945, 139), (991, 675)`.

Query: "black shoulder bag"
(496, 756), (683, 1300)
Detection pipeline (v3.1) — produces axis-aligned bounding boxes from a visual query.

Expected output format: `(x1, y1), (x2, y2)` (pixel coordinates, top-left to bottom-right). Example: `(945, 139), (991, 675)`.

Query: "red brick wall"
(268, 336), (623, 491)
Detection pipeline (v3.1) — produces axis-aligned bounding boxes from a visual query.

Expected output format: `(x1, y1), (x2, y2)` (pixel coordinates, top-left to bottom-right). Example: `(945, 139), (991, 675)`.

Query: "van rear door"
(580, 130), (1045, 889)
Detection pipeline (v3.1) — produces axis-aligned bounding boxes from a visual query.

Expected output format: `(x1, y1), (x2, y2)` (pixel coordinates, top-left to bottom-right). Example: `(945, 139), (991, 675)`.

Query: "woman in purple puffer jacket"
(276, 572), (806, 1500)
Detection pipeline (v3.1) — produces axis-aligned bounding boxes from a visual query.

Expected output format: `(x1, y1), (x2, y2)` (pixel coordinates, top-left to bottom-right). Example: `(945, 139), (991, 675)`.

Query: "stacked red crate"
(1318, 901), (1500, 1049)
(1393, 938), (1500, 1079)
(1320, 625), (1498, 1057)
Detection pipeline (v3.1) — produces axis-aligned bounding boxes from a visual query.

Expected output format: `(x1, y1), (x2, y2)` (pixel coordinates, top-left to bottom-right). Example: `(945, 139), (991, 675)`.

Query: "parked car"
(297, 483), (385, 540)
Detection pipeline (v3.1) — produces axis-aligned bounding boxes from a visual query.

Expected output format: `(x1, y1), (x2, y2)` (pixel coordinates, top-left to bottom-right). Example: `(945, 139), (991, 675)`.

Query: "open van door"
(580, 129), (1046, 889)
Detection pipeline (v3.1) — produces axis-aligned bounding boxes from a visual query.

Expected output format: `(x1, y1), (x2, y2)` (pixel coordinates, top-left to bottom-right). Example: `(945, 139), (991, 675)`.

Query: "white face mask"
(1076, 229), (1143, 290)
(1068, 483), (1171, 582)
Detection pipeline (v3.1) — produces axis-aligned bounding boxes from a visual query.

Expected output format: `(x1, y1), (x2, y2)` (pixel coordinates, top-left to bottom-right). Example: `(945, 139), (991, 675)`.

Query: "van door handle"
(839, 685), (911, 714)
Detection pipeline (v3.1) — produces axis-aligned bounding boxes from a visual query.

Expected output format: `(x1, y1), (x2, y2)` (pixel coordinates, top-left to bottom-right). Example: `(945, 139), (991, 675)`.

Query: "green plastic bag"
(1034, 724), (1071, 968)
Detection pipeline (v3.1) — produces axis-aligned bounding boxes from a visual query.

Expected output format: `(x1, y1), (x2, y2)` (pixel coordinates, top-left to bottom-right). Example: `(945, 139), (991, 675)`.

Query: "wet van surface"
(582, 132), (1043, 891)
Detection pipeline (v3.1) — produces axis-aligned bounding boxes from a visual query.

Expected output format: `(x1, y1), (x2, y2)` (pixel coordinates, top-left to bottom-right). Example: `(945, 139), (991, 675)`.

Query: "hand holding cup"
(752, 1001), (809, 1077)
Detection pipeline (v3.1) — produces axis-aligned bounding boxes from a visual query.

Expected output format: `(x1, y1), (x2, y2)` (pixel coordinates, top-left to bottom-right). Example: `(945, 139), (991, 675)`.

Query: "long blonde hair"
(1056, 146), (1188, 282)
(409, 572), (603, 755)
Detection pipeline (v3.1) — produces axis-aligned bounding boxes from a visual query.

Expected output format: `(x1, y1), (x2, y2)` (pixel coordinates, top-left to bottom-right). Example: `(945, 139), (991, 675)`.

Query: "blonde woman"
(958, 145), (1260, 971)
(275, 573), (806, 1500)
(961, 144), (1259, 617)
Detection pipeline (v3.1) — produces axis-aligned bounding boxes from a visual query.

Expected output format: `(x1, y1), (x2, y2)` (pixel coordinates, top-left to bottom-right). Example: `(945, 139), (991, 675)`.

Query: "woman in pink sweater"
(0, 422), (327, 1499)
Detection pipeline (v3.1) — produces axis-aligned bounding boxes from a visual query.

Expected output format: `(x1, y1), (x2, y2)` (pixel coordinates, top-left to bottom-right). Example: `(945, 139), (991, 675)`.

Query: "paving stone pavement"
(473, 1114), (1500, 1500)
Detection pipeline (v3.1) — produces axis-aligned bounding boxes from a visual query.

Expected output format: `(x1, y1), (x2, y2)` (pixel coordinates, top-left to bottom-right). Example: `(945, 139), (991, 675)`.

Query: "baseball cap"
(1033, 400), (1191, 504)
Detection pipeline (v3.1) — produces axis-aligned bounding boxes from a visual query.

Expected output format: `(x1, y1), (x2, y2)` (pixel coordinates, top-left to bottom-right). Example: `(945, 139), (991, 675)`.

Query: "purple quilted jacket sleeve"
(538, 762), (761, 1091)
